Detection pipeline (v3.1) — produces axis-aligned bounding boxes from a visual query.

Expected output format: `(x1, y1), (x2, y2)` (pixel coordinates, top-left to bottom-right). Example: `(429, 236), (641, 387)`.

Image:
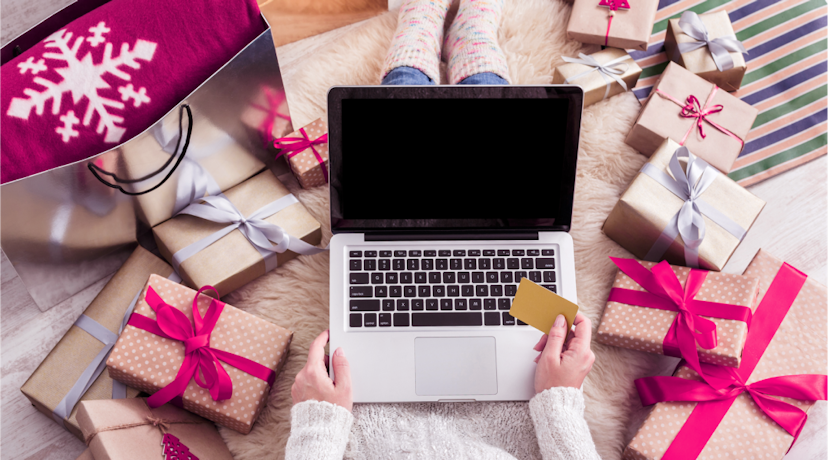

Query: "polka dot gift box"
(273, 118), (329, 189)
(106, 274), (294, 434)
(623, 249), (827, 460)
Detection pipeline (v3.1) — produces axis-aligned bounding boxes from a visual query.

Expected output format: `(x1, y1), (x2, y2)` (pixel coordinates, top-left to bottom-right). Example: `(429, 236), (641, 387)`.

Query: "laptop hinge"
(364, 232), (539, 242)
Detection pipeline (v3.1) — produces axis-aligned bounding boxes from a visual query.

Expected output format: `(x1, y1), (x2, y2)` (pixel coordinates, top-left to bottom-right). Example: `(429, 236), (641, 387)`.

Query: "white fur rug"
(221, 0), (681, 458)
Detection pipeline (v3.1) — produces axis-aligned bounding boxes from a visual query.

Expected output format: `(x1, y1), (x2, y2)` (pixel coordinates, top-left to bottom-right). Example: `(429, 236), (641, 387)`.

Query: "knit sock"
(444, 0), (510, 84)
(381, 0), (453, 83)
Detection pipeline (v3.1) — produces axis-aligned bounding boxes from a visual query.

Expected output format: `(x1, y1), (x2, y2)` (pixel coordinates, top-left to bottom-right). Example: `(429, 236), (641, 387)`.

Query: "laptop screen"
(327, 86), (583, 233)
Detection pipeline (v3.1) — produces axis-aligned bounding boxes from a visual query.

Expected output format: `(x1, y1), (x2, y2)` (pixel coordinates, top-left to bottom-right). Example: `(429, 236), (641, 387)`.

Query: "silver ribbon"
(563, 53), (630, 101)
(52, 271), (182, 423)
(676, 11), (747, 72)
(642, 146), (746, 268)
(172, 194), (326, 273)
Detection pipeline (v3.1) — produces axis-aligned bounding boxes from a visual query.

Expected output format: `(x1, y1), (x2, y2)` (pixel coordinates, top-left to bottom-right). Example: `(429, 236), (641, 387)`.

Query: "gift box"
(153, 170), (323, 296)
(625, 62), (758, 173)
(604, 138), (764, 271)
(624, 250), (827, 460)
(77, 398), (234, 460)
(241, 85), (293, 150)
(552, 48), (642, 107)
(21, 245), (174, 440)
(274, 117), (329, 189)
(567, 0), (659, 51)
(664, 11), (747, 92)
(597, 258), (759, 369)
(106, 275), (293, 433)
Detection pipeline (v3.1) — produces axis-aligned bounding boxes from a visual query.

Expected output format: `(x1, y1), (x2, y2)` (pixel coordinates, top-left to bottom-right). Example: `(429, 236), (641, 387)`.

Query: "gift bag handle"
(88, 104), (193, 196)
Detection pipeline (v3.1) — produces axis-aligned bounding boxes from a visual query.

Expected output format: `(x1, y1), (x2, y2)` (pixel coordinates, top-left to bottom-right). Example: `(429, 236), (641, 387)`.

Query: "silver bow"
(677, 11), (747, 72)
(642, 146), (746, 268)
(563, 53), (630, 101)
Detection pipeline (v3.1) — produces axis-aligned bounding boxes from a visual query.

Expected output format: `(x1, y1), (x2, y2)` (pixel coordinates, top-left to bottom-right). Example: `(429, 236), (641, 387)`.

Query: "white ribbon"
(172, 193), (326, 273)
(563, 53), (631, 101)
(642, 146), (746, 268)
(676, 11), (748, 72)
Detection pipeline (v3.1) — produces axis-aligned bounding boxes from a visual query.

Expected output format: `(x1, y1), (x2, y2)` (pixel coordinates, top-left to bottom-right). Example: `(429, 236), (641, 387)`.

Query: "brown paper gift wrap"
(552, 48), (642, 107)
(77, 398), (234, 460)
(664, 11), (747, 91)
(567, 0), (659, 50)
(625, 62), (757, 173)
(276, 117), (329, 189)
(20, 245), (174, 440)
(106, 275), (294, 433)
(241, 85), (293, 149)
(597, 260), (760, 367)
(604, 138), (764, 271)
(153, 170), (322, 296)
(623, 250), (827, 460)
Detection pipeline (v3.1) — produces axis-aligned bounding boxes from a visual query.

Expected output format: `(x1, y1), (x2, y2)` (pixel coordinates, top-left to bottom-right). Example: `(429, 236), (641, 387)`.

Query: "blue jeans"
(381, 66), (509, 85)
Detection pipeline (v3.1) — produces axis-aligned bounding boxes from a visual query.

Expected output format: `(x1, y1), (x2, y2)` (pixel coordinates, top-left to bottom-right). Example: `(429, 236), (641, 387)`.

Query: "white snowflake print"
(6, 21), (157, 144)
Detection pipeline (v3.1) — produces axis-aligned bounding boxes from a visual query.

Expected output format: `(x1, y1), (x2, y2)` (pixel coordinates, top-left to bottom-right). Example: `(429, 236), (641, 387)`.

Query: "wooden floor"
(1, 1), (825, 459)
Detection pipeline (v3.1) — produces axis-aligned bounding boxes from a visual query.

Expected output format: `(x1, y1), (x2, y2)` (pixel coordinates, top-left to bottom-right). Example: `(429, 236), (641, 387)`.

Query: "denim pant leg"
(381, 66), (436, 85)
(458, 72), (509, 85)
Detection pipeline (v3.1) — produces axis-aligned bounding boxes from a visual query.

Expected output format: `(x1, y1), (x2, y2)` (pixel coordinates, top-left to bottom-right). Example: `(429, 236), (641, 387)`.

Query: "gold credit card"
(509, 278), (579, 333)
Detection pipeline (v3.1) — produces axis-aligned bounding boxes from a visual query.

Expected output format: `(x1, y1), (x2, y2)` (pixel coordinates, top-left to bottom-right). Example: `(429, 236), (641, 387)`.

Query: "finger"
(307, 330), (330, 369)
(565, 313), (593, 355)
(541, 315), (568, 365)
(533, 334), (548, 351)
(534, 352), (542, 363)
(331, 347), (352, 392)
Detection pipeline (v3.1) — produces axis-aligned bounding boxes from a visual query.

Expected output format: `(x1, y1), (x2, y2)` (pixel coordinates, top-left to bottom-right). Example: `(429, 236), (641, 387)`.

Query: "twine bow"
(654, 86), (745, 149)
(84, 412), (203, 445)
(273, 128), (329, 183)
(677, 11), (747, 72)
(563, 53), (630, 101)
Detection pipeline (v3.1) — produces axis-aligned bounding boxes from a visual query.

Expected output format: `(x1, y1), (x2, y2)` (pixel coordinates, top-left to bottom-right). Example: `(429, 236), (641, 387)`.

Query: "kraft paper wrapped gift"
(274, 117), (329, 189)
(241, 85), (293, 150)
(625, 62), (758, 173)
(153, 170), (323, 296)
(106, 275), (294, 433)
(597, 258), (759, 368)
(567, 0), (659, 51)
(664, 11), (748, 92)
(552, 48), (642, 107)
(77, 398), (234, 460)
(623, 250), (827, 460)
(21, 245), (174, 440)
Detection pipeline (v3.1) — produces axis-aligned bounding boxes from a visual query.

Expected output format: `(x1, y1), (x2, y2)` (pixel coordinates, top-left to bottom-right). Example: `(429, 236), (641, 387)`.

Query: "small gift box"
(604, 138), (764, 271)
(241, 85), (293, 149)
(597, 258), (759, 370)
(106, 275), (294, 433)
(152, 170), (323, 296)
(624, 250), (827, 460)
(552, 48), (642, 107)
(664, 11), (748, 92)
(567, 0), (659, 50)
(625, 62), (758, 173)
(274, 117), (329, 189)
(20, 245), (175, 440)
(77, 398), (234, 460)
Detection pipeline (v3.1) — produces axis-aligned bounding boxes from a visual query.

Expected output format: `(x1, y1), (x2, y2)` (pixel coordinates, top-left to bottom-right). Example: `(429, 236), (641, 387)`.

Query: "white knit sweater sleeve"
(285, 401), (354, 460)
(529, 387), (602, 460)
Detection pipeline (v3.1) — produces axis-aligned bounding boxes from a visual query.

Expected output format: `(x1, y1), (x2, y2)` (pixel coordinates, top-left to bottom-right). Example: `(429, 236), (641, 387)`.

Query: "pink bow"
(128, 286), (276, 408)
(655, 86), (745, 149)
(251, 87), (291, 147)
(273, 128), (329, 183)
(597, 0), (630, 46)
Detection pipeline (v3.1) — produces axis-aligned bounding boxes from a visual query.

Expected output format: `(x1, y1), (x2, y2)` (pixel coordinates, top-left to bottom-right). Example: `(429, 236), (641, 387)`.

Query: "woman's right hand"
(532, 313), (595, 393)
(291, 330), (353, 412)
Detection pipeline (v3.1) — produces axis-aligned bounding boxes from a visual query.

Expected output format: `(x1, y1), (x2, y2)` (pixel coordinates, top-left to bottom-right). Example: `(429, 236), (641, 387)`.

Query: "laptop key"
(462, 285), (474, 296)
(393, 259), (405, 270)
(365, 251), (377, 257)
(350, 314), (362, 327)
(483, 250), (496, 256)
(521, 258), (534, 269)
(407, 259), (419, 271)
(458, 272), (470, 283)
(476, 285), (489, 297)
(469, 250), (481, 256)
(484, 299), (497, 310)
(350, 251), (362, 257)
(436, 259), (448, 270)
(439, 250), (452, 256)
(498, 298), (511, 310)
(394, 250), (407, 257)
(422, 259), (434, 270)
(350, 300), (380, 311)
(527, 249), (540, 256)
(418, 286), (431, 297)
(350, 286), (372, 297)
(404, 286), (416, 297)
(412, 312), (482, 327)
(380, 250), (392, 257)
(350, 260), (362, 271)
(441, 299), (453, 310)
(394, 313), (410, 327)
(443, 272), (456, 283)
(502, 312), (516, 325)
(500, 271), (513, 283)
(472, 272), (485, 283)
(379, 314), (392, 327)
(390, 286), (402, 297)
(397, 299), (410, 311)
(542, 284), (557, 293)
(415, 272), (427, 283)
(486, 272), (499, 283)
(433, 285), (446, 297)
(491, 285), (503, 296)
(455, 299), (468, 310)
(542, 249), (555, 256)
(507, 258), (520, 269)
(512, 250), (525, 256)
(364, 259), (376, 271)
(479, 258), (491, 270)
(429, 272), (441, 283)
(382, 300), (394, 311)
(529, 271), (542, 283)
(385, 273), (398, 284)
(453, 250), (466, 256)
(450, 259), (462, 270)
(484, 312), (501, 326)
(426, 299), (439, 310)
(505, 285), (517, 296)
(409, 250), (422, 257)
(515, 271), (528, 281)
(350, 273), (369, 284)
(470, 299), (482, 310)
(543, 271), (556, 282)
(401, 272), (413, 284)
(379, 259), (391, 271)
(375, 286), (388, 297)
(371, 273), (383, 284)
(536, 258), (556, 269)
(364, 313), (377, 327)
(493, 258), (505, 270)
(424, 250), (437, 257)
(464, 259), (476, 270)
(447, 285), (460, 297)
(497, 250), (510, 256)
(412, 299), (425, 311)
(518, 319), (528, 325)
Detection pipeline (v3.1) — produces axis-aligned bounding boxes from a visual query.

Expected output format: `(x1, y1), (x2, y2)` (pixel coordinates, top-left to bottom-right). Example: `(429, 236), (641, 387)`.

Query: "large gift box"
(664, 11), (748, 92)
(597, 258), (759, 369)
(604, 138), (764, 271)
(567, 0), (659, 51)
(241, 85), (293, 150)
(624, 250), (827, 460)
(77, 398), (234, 460)
(21, 245), (174, 440)
(625, 62), (757, 173)
(153, 170), (323, 296)
(106, 274), (294, 433)
(552, 48), (642, 107)
(274, 117), (329, 189)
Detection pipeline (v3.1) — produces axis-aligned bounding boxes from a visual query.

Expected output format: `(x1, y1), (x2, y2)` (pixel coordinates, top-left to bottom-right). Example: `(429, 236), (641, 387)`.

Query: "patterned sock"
(445, 0), (510, 84)
(381, 0), (453, 83)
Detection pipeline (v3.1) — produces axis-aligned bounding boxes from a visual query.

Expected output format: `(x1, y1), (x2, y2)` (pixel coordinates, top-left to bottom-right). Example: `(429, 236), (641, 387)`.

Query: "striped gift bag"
(629, 0), (827, 185)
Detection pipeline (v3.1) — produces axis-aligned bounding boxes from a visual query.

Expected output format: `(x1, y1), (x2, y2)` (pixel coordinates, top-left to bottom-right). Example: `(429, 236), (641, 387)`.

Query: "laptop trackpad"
(414, 337), (498, 396)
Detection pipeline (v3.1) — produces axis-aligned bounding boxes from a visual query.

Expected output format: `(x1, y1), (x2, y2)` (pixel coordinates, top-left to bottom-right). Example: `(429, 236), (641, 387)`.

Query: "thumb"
(542, 315), (568, 365)
(332, 347), (352, 392)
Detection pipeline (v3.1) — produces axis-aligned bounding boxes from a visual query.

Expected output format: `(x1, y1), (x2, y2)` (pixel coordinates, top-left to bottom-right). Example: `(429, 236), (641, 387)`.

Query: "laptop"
(327, 85), (584, 403)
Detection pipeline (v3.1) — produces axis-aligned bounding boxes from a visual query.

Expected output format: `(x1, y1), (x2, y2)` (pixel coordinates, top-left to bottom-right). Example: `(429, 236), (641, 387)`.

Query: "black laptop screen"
(327, 86), (583, 232)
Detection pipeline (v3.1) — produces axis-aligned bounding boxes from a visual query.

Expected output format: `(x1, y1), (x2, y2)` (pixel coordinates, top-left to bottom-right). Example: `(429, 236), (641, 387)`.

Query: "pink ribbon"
(250, 87), (291, 147)
(634, 262), (828, 460)
(128, 286), (276, 408)
(608, 258), (752, 389)
(598, 0), (630, 46)
(273, 128), (329, 183)
(654, 86), (745, 149)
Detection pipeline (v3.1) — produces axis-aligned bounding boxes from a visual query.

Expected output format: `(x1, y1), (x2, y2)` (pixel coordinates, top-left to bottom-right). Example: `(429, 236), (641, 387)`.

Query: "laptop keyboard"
(347, 247), (558, 328)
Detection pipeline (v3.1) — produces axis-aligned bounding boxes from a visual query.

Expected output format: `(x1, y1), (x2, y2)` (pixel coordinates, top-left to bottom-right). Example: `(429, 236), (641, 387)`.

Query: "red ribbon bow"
(654, 86), (745, 149)
(128, 286), (276, 408)
(608, 258), (753, 389)
(273, 128), (329, 183)
(251, 87), (291, 147)
(634, 262), (828, 460)
(597, 0), (630, 46)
